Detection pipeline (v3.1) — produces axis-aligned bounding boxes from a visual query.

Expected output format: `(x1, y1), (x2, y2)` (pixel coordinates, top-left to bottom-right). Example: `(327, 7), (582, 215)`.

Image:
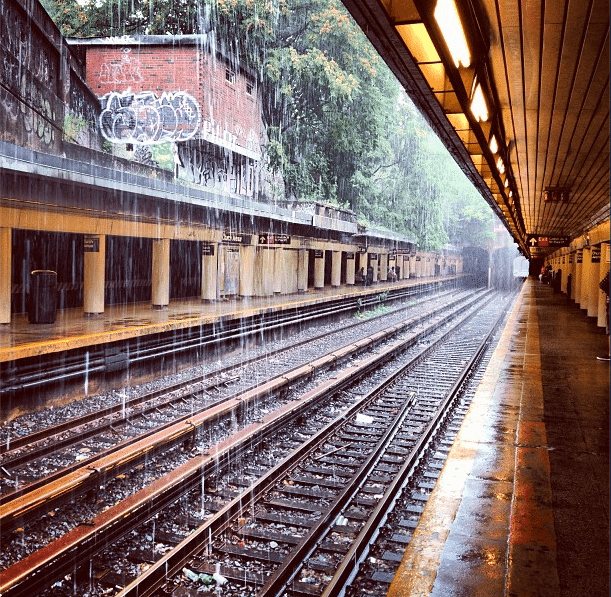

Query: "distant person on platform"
(597, 269), (610, 361)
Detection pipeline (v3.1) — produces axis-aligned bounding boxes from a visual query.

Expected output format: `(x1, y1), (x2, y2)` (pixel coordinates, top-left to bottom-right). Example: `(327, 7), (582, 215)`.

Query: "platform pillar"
(314, 251), (325, 289)
(574, 250), (583, 304)
(371, 255), (378, 282)
(297, 249), (308, 292)
(560, 252), (568, 293)
(579, 247), (592, 311)
(83, 234), (105, 315)
(597, 244), (609, 328)
(331, 250), (341, 287)
(201, 243), (217, 301)
(0, 227), (11, 324)
(587, 245), (601, 318)
(345, 253), (355, 285)
(380, 253), (388, 282)
(239, 245), (255, 297)
(151, 238), (170, 309)
(274, 248), (285, 294)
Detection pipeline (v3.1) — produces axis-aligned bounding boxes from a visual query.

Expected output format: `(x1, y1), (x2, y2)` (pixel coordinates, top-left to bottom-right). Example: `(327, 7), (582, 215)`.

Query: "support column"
(580, 247), (591, 310)
(0, 228), (11, 324)
(380, 253), (388, 282)
(201, 243), (218, 301)
(274, 248), (284, 294)
(331, 251), (341, 287)
(297, 249), (308, 292)
(574, 250), (583, 304)
(83, 234), (105, 315)
(346, 252), (355, 285)
(598, 244), (610, 328)
(314, 250), (325, 289)
(239, 245), (255, 297)
(371, 255), (378, 283)
(151, 238), (170, 309)
(588, 245), (601, 318)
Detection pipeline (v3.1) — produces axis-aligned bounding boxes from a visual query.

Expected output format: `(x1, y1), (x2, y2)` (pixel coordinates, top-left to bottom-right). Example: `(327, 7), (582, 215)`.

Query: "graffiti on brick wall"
(0, 0), (61, 149)
(100, 48), (143, 85)
(177, 144), (256, 197)
(1, 2), (57, 87)
(100, 90), (200, 144)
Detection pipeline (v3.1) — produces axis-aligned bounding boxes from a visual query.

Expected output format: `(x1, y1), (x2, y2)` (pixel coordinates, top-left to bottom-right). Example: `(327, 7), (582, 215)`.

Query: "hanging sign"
(314, 250), (324, 258)
(591, 247), (601, 263)
(346, 252), (355, 260)
(84, 236), (99, 252)
(202, 243), (215, 256)
(222, 231), (251, 245)
(577, 251), (583, 264)
(258, 233), (291, 245)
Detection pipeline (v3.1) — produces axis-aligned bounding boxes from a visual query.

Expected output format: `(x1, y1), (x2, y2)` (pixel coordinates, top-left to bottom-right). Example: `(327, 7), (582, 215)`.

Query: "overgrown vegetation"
(43, 0), (496, 250)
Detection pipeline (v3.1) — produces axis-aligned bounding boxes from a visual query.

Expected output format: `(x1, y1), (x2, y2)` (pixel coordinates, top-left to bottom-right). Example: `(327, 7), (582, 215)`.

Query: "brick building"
(69, 35), (268, 199)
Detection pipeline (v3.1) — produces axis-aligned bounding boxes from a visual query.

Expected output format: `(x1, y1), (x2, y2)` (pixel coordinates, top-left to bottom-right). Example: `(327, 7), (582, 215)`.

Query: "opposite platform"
(388, 277), (610, 597)
(0, 276), (451, 363)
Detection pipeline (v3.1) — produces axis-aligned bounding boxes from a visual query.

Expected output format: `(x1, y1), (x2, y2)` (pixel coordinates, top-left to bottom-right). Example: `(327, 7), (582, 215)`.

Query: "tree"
(44, 0), (495, 250)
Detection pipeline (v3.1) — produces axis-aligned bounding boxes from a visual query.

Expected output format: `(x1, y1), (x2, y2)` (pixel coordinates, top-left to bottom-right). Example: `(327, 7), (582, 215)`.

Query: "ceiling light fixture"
(434, 0), (471, 68)
(489, 135), (498, 154)
(470, 83), (488, 121)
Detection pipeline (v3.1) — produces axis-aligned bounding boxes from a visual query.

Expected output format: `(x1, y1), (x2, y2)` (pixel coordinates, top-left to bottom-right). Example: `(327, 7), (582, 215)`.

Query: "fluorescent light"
(489, 136), (498, 153)
(470, 83), (488, 121)
(496, 156), (505, 174)
(434, 0), (471, 68)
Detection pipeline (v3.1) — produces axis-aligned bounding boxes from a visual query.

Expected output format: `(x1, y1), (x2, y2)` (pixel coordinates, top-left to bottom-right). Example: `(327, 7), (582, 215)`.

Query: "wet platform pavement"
(387, 278), (610, 597)
(0, 276), (443, 363)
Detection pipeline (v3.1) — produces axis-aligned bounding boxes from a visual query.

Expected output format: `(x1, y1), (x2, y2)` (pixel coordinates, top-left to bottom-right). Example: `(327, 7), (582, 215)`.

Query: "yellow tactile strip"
(387, 280), (559, 597)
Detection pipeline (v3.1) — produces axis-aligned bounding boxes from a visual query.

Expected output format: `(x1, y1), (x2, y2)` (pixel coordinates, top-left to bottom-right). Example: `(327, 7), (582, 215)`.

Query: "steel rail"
(0, 278), (457, 396)
(0, 290), (490, 597)
(318, 297), (510, 597)
(110, 292), (499, 597)
(0, 290), (481, 532)
(0, 283), (459, 457)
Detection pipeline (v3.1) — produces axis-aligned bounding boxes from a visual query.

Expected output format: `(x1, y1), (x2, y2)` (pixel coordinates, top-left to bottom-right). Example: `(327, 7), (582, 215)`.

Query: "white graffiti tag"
(99, 91), (200, 144)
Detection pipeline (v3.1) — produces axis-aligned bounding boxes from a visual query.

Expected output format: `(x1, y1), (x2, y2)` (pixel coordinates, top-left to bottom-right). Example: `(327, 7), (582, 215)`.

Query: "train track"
(0, 278), (457, 399)
(0, 287), (515, 596)
(0, 288), (473, 522)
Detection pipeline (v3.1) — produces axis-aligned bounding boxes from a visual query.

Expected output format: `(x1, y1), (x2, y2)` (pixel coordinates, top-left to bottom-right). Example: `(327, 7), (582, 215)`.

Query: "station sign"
(591, 247), (601, 263)
(357, 246), (367, 253)
(346, 252), (355, 259)
(84, 235), (99, 252)
(577, 251), (583, 263)
(314, 250), (324, 258)
(222, 231), (251, 245)
(527, 235), (570, 248)
(258, 233), (291, 245)
(202, 243), (214, 256)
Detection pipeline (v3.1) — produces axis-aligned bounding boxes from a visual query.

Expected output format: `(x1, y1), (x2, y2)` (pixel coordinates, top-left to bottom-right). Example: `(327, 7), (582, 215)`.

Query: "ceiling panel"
(340, 0), (610, 257)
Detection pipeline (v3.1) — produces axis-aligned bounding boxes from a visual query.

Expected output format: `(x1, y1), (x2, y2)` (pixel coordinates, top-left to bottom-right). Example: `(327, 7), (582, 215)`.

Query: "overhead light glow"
(470, 83), (488, 121)
(496, 156), (505, 174)
(434, 0), (471, 68)
(489, 136), (498, 153)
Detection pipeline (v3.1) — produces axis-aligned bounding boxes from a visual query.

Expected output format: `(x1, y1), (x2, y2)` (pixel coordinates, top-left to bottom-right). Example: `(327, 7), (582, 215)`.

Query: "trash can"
(28, 270), (57, 324)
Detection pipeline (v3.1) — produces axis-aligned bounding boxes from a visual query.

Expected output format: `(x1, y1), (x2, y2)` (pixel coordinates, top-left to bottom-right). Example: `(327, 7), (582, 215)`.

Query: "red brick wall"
(84, 44), (263, 153)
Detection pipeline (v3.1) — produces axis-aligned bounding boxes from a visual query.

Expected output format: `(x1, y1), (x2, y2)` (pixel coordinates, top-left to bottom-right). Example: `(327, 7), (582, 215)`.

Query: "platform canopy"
(340, 0), (609, 257)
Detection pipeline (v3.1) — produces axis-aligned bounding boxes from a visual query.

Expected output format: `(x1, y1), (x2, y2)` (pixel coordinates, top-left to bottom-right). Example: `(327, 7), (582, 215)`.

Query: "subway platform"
(388, 277), (610, 597)
(0, 276), (444, 363)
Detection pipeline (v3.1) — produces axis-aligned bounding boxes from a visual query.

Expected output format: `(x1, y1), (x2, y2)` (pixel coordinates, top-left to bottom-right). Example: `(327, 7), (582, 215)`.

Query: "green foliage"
(46, 0), (495, 250)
